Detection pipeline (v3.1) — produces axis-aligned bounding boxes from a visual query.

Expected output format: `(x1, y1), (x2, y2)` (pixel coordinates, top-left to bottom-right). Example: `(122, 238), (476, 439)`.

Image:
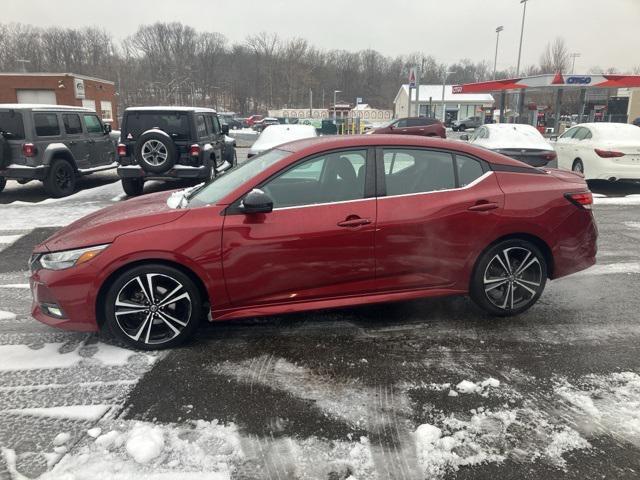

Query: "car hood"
(41, 191), (188, 252)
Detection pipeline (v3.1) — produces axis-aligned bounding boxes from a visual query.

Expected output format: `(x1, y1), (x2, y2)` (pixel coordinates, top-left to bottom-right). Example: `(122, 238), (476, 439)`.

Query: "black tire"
(459, 125), (466, 132)
(572, 159), (584, 175)
(135, 130), (177, 174)
(104, 264), (203, 350)
(0, 177), (5, 193)
(122, 178), (145, 197)
(470, 239), (547, 317)
(44, 159), (76, 197)
(452, 127), (458, 132)
(224, 145), (236, 165)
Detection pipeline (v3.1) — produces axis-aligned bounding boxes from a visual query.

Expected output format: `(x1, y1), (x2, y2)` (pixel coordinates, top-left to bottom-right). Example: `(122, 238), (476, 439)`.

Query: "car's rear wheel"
(122, 178), (145, 197)
(44, 159), (76, 197)
(0, 176), (6, 193)
(104, 264), (202, 350)
(459, 125), (466, 132)
(470, 239), (547, 316)
(572, 159), (584, 175)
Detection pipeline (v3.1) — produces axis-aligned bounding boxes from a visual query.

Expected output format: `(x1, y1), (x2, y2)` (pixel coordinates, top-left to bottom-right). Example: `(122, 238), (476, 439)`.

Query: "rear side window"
(383, 149), (455, 196)
(196, 115), (207, 138)
(63, 114), (83, 135)
(34, 113), (60, 137)
(456, 155), (485, 187)
(123, 112), (190, 140)
(83, 114), (103, 134)
(0, 111), (25, 139)
(212, 116), (221, 134)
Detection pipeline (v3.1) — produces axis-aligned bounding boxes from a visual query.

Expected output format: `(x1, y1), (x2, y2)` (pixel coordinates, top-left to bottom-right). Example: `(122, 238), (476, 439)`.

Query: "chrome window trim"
(377, 171), (494, 200)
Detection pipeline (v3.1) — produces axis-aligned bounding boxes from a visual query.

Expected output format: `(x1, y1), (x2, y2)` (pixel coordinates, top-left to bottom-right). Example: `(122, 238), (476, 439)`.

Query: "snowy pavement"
(1, 174), (640, 478)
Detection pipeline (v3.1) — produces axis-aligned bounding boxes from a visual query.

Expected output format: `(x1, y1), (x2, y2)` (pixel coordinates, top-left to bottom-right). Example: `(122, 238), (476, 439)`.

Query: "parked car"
(244, 115), (264, 128)
(632, 117), (640, 127)
(116, 106), (232, 196)
(0, 104), (116, 197)
(554, 123), (640, 181)
(463, 124), (557, 167)
(253, 117), (280, 132)
(29, 135), (597, 350)
(452, 116), (483, 132)
(368, 117), (446, 138)
(248, 124), (318, 158)
(218, 113), (243, 130)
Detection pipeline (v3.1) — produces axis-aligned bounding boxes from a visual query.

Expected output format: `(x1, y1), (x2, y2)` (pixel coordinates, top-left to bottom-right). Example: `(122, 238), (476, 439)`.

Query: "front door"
(221, 148), (376, 307)
(62, 113), (90, 169)
(82, 113), (114, 166)
(375, 148), (504, 291)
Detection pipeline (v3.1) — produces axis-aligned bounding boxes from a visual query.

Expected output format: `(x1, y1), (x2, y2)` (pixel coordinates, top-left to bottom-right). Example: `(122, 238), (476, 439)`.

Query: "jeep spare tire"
(135, 130), (177, 174)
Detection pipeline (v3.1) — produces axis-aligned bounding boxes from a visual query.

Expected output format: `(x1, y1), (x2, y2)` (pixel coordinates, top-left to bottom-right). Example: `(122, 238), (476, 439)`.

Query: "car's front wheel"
(104, 264), (203, 350)
(470, 239), (547, 316)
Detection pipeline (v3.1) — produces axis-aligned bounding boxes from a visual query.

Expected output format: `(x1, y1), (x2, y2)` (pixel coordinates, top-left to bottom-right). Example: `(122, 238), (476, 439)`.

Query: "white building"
(393, 84), (494, 120)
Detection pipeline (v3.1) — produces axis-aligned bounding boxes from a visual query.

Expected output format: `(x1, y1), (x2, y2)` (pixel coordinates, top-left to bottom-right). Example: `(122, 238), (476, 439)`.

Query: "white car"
(555, 123), (640, 181)
(248, 124), (318, 158)
(465, 123), (556, 167)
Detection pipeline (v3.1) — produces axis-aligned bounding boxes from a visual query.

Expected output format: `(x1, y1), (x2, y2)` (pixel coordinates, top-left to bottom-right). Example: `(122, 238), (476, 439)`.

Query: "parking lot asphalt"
(1, 151), (640, 478)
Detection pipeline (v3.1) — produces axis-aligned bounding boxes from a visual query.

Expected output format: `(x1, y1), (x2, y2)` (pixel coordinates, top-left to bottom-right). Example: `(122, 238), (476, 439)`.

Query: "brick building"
(0, 73), (118, 128)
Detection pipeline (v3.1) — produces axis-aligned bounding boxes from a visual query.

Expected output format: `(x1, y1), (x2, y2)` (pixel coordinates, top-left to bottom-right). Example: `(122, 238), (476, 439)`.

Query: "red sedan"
(29, 135), (597, 349)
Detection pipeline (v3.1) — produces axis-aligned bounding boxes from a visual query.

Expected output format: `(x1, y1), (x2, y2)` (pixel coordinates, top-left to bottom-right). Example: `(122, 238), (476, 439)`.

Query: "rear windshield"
(123, 112), (190, 140)
(0, 111), (25, 140)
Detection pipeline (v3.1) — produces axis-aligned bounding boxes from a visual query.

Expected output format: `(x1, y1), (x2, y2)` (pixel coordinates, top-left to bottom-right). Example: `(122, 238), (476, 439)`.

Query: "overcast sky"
(5, 0), (639, 72)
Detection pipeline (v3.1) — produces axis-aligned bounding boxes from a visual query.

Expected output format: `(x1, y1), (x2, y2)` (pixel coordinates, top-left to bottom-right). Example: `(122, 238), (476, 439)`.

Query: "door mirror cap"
(103, 123), (112, 134)
(240, 189), (273, 214)
(459, 134), (469, 141)
(221, 124), (230, 134)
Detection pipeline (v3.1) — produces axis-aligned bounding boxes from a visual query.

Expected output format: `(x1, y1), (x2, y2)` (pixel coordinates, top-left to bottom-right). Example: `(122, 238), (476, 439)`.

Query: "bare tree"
(539, 37), (570, 74)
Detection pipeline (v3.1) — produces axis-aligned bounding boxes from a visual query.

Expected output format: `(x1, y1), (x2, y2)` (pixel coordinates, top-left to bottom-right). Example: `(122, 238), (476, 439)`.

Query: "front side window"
(560, 127), (578, 139)
(34, 113), (60, 137)
(261, 149), (367, 208)
(83, 114), (103, 134)
(383, 149), (455, 196)
(573, 127), (592, 140)
(396, 119), (408, 128)
(456, 155), (485, 187)
(63, 114), (83, 135)
(212, 116), (221, 134)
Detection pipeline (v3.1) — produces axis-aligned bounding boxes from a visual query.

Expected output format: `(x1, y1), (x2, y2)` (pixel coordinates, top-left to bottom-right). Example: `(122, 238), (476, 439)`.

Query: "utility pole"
(333, 90), (341, 122)
(493, 26), (504, 80)
(516, 0), (529, 77)
(441, 69), (456, 122)
(570, 53), (581, 74)
(309, 88), (313, 118)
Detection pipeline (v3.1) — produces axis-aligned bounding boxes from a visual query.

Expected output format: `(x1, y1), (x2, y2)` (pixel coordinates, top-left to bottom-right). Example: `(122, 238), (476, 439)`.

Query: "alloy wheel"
(55, 166), (72, 190)
(114, 273), (192, 346)
(141, 140), (168, 166)
(483, 247), (543, 311)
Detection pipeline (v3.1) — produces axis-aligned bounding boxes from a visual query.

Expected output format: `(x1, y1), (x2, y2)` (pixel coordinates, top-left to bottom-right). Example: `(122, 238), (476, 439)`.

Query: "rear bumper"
(550, 210), (598, 279)
(0, 164), (48, 181)
(590, 163), (640, 181)
(117, 161), (231, 181)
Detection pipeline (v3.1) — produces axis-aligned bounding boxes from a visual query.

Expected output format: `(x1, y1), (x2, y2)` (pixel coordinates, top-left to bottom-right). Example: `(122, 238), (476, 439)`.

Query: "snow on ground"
(0, 310), (17, 321)
(594, 194), (640, 205)
(2, 405), (112, 422)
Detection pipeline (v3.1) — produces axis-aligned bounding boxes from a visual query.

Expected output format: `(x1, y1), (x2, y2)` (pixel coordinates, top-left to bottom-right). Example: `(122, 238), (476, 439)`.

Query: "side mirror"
(240, 189), (273, 214)
(103, 124), (112, 134)
(550, 135), (558, 141)
(459, 134), (469, 141)
(221, 124), (229, 134)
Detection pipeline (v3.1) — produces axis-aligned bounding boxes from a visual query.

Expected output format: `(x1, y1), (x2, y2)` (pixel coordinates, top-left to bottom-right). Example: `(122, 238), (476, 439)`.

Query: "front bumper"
(0, 164), (48, 181)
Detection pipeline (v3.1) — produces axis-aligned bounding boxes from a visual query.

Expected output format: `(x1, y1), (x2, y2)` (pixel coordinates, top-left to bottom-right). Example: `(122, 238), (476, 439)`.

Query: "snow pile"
(41, 420), (243, 479)
(0, 310), (17, 321)
(456, 377), (501, 396)
(594, 194), (640, 206)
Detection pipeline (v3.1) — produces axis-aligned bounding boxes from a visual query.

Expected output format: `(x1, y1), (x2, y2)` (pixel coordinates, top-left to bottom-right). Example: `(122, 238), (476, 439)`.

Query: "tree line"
(0, 22), (635, 116)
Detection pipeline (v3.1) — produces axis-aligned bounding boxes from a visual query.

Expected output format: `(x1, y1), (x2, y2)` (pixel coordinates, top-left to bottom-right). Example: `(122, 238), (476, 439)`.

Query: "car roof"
(125, 106), (217, 114)
(277, 134), (529, 167)
(0, 103), (95, 112)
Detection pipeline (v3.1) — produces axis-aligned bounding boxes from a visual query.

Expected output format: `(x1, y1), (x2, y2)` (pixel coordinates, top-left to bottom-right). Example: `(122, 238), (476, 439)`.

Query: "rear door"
(0, 110), (27, 168)
(82, 113), (114, 166)
(375, 148), (504, 291)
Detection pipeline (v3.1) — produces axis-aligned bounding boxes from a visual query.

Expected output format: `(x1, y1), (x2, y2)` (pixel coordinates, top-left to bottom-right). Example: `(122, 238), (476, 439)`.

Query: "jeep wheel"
(122, 178), (145, 197)
(135, 130), (177, 174)
(44, 159), (76, 197)
(0, 177), (6, 193)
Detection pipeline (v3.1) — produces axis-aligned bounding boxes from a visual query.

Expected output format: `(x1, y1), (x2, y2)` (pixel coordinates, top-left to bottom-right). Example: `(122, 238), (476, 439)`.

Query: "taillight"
(22, 143), (36, 157)
(594, 148), (624, 158)
(117, 143), (127, 157)
(189, 144), (201, 157)
(542, 151), (557, 161)
(565, 192), (593, 210)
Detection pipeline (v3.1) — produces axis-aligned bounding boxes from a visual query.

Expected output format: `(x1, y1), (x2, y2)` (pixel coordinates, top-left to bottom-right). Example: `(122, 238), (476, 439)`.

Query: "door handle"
(337, 217), (371, 228)
(468, 202), (499, 212)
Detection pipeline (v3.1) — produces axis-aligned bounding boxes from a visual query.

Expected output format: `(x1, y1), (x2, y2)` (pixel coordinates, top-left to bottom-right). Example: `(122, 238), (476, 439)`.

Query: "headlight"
(39, 244), (110, 271)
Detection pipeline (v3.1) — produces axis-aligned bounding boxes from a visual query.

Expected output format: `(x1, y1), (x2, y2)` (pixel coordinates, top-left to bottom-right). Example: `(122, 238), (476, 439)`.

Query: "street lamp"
(516, 0), (528, 77)
(570, 52), (581, 74)
(333, 90), (342, 122)
(441, 70), (456, 122)
(493, 26), (504, 80)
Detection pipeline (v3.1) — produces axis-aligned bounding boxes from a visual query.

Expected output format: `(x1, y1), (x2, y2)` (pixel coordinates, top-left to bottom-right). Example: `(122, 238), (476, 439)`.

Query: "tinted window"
(383, 149), (455, 196)
(574, 127), (592, 140)
(560, 127), (578, 139)
(396, 119), (408, 128)
(456, 155), (485, 187)
(212, 116), (221, 134)
(34, 113), (60, 136)
(123, 112), (190, 140)
(262, 150), (367, 208)
(63, 114), (83, 135)
(205, 116), (215, 135)
(83, 114), (103, 134)
(0, 111), (25, 139)
(196, 115), (207, 138)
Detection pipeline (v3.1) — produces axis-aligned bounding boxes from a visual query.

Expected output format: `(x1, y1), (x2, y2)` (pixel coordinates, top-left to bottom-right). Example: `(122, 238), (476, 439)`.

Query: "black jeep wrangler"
(116, 107), (234, 196)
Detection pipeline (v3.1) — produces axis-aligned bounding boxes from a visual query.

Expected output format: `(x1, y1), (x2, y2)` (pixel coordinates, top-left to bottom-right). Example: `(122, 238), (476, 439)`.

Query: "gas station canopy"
(453, 73), (640, 93)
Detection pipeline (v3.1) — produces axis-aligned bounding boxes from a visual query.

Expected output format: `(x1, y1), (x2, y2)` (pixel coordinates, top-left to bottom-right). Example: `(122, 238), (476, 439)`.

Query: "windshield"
(188, 148), (289, 207)
(0, 111), (25, 139)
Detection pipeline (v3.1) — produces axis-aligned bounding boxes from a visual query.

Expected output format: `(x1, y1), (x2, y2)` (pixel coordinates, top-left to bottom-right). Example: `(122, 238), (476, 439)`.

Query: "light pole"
(570, 53), (581, 74)
(516, 0), (528, 77)
(441, 70), (456, 122)
(493, 26), (504, 80)
(333, 90), (342, 122)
